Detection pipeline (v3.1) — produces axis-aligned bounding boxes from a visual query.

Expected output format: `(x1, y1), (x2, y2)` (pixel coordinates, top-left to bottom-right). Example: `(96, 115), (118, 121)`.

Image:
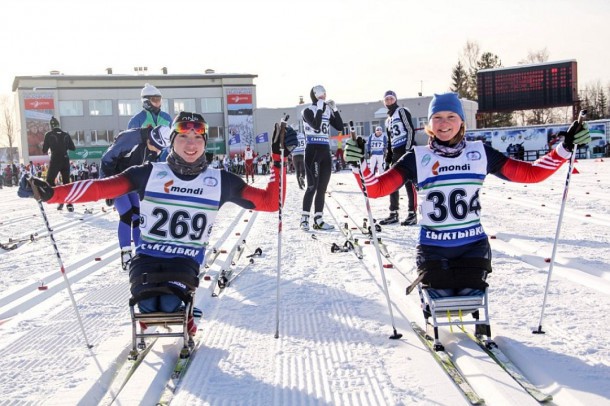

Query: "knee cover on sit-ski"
(406, 258), (492, 294)
(119, 208), (134, 225)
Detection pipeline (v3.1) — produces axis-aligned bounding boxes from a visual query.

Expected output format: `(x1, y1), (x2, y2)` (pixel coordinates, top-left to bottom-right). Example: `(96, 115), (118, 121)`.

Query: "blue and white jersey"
(413, 141), (488, 247)
(137, 162), (222, 264)
(292, 131), (306, 156)
(385, 107), (413, 149)
(366, 133), (388, 156)
(302, 106), (331, 146)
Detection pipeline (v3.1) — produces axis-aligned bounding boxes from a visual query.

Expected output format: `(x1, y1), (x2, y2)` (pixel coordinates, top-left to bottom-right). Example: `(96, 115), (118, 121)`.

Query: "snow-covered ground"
(0, 158), (609, 405)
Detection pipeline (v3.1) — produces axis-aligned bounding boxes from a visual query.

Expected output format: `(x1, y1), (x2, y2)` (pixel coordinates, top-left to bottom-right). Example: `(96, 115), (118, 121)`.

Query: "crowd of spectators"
(0, 161), (99, 188)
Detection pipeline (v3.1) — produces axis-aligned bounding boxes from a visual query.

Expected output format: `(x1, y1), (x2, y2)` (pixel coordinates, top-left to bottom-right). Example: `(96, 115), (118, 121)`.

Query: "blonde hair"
(424, 122), (467, 146)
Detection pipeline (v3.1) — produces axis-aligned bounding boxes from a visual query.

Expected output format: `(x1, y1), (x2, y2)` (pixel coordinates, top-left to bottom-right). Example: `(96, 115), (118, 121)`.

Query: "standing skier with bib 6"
(300, 85), (344, 231)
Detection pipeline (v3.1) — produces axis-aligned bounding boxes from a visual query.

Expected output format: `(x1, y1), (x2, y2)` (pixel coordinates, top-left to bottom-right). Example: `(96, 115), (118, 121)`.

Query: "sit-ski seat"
(407, 257), (493, 351)
(128, 268), (199, 360)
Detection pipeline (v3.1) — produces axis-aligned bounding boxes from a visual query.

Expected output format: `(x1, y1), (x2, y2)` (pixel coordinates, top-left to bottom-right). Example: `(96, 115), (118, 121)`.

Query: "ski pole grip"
(279, 114), (289, 148)
(349, 120), (356, 141)
(577, 109), (587, 124)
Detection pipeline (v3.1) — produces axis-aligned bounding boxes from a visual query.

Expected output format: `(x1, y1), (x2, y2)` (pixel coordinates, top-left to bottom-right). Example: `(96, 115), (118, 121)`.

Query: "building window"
(371, 120), (382, 132)
(90, 130), (114, 145)
(174, 99), (196, 113)
(89, 100), (113, 116)
(418, 117), (428, 129)
(71, 131), (86, 146)
(208, 126), (225, 139)
(201, 97), (222, 113)
(118, 100), (141, 116)
(59, 101), (83, 117)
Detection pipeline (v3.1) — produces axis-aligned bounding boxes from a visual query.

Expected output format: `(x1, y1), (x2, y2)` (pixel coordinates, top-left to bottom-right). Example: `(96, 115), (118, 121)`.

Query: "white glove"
(316, 100), (325, 111)
(326, 99), (337, 111)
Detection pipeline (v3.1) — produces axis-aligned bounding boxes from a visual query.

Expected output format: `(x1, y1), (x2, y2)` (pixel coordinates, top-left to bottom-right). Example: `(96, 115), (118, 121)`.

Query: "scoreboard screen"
(477, 60), (577, 112)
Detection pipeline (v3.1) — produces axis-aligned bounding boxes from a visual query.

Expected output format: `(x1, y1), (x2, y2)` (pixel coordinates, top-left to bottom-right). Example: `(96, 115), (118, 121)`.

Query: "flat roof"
(12, 73), (258, 91)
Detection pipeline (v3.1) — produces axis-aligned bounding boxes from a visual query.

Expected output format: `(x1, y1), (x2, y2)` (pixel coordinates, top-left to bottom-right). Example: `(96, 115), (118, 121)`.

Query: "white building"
(12, 71), (477, 163)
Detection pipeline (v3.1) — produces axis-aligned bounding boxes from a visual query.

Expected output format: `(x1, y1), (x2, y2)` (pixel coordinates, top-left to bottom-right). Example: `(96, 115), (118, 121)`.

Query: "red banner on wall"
(226, 94), (252, 104)
(25, 98), (55, 110)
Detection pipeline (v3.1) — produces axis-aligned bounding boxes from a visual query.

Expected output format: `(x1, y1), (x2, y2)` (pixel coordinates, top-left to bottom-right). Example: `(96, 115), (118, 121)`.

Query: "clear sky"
(1, 0), (608, 108)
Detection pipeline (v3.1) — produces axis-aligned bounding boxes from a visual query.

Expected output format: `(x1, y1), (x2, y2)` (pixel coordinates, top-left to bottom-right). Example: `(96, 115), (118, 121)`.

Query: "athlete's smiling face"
(173, 130), (206, 163)
(429, 111), (463, 142)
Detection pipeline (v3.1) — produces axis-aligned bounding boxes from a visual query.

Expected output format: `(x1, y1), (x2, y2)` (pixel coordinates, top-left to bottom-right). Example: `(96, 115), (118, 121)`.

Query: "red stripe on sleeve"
(351, 165), (406, 198)
(500, 148), (568, 183)
(48, 175), (135, 204)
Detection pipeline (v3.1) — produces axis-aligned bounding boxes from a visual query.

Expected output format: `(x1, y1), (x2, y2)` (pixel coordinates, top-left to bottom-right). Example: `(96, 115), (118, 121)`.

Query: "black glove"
(562, 121), (590, 152)
(272, 123), (296, 155)
(17, 175), (54, 201)
(385, 149), (393, 166)
(344, 137), (366, 165)
(284, 127), (298, 154)
(105, 199), (114, 207)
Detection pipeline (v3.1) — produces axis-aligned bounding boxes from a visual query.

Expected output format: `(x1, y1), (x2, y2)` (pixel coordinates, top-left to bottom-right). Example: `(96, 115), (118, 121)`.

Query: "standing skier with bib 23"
(380, 90), (417, 226)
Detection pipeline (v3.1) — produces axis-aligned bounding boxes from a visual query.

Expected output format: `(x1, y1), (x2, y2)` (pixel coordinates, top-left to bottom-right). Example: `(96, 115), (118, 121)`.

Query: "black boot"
(378, 211), (398, 225)
(401, 211), (417, 226)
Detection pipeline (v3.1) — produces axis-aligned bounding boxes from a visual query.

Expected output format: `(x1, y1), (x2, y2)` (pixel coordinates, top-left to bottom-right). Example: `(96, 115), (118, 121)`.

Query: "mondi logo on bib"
(432, 161), (471, 175)
(164, 180), (204, 195)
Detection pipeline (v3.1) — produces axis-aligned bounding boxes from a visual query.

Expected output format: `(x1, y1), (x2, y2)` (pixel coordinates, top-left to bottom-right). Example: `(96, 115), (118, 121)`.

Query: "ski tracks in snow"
(172, 187), (463, 405)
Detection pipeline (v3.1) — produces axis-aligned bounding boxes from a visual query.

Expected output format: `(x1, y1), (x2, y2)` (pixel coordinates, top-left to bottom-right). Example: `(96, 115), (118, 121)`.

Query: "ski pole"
(274, 114), (289, 339)
(348, 121), (402, 340)
(533, 109), (587, 335)
(27, 175), (94, 348)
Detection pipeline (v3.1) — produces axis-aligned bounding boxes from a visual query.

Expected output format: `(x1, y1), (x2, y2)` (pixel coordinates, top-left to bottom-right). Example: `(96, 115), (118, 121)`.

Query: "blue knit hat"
(428, 92), (464, 121)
